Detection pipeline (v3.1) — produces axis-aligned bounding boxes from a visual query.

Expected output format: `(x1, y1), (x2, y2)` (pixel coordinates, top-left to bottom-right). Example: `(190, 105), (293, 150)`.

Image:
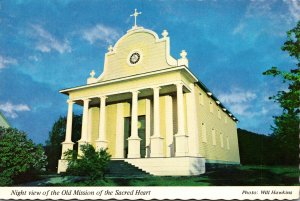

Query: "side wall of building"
(194, 85), (240, 164)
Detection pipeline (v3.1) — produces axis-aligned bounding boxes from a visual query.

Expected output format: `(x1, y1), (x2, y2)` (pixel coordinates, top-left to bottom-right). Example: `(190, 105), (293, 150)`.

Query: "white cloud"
(232, 23), (245, 35)
(284, 0), (300, 21)
(233, 0), (300, 37)
(28, 55), (39, 62)
(245, 0), (273, 18)
(218, 88), (266, 117)
(219, 89), (256, 104)
(31, 24), (71, 54)
(218, 88), (281, 119)
(0, 55), (17, 70)
(0, 102), (30, 119)
(82, 24), (120, 45)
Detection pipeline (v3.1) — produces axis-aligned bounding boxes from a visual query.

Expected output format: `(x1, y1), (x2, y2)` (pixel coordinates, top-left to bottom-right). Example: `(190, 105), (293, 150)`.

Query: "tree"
(237, 128), (279, 165)
(263, 21), (300, 165)
(0, 127), (47, 186)
(45, 115), (82, 172)
(64, 144), (111, 181)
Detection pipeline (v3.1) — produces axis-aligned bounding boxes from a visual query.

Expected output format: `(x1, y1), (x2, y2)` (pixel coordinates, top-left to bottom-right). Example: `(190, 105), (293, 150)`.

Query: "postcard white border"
(0, 186), (299, 200)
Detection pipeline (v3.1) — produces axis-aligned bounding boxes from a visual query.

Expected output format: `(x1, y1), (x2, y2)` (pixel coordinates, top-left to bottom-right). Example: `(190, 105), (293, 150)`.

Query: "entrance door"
(124, 115), (146, 158)
(138, 116), (146, 158)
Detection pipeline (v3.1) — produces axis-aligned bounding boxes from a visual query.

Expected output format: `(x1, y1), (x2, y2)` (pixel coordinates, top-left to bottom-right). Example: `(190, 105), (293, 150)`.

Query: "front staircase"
(106, 160), (151, 178)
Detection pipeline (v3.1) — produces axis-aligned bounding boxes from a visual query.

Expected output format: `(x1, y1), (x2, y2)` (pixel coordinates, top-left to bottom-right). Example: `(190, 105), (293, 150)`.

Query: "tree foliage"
(45, 114), (82, 172)
(0, 127), (47, 186)
(64, 144), (111, 180)
(237, 128), (279, 165)
(263, 21), (300, 165)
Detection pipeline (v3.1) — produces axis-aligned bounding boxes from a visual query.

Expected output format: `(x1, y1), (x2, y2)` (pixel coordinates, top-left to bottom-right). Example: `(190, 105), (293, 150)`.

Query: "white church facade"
(58, 10), (240, 176)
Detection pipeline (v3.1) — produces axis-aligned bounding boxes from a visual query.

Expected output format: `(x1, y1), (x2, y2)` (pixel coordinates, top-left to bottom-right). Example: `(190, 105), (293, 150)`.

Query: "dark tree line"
(44, 115), (82, 172)
(239, 22), (299, 166)
(237, 128), (280, 165)
(262, 21), (299, 165)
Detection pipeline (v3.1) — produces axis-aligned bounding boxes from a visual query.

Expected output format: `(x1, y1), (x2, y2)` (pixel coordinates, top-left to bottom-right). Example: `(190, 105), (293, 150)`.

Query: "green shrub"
(64, 144), (111, 180)
(0, 127), (47, 186)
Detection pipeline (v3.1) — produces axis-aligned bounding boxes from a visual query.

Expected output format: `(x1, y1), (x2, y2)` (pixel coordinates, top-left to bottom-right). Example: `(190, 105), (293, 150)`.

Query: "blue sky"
(0, 0), (299, 144)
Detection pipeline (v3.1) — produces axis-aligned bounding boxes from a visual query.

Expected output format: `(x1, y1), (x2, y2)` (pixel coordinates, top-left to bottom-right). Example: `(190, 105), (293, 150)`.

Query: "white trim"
(69, 81), (191, 102)
(60, 66), (195, 93)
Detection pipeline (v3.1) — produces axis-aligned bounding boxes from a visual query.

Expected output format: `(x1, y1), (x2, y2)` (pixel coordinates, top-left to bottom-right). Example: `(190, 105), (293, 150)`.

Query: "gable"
(97, 28), (177, 81)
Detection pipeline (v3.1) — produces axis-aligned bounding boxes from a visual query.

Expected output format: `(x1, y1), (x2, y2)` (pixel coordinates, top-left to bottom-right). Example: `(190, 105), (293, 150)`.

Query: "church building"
(58, 9), (240, 175)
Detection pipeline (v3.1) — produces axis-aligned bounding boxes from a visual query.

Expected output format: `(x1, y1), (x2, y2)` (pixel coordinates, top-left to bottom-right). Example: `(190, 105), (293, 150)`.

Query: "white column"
(58, 99), (75, 173)
(176, 83), (185, 135)
(115, 103), (124, 158)
(78, 98), (90, 155)
(131, 90), (139, 138)
(64, 100), (74, 143)
(145, 99), (151, 158)
(127, 90), (141, 158)
(153, 87), (161, 137)
(60, 100), (74, 159)
(150, 87), (164, 157)
(96, 96), (108, 150)
(165, 95), (174, 157)
(87, 108), (93, 143)
(187, 83), (200, 157)
(175, 83), (189, 156)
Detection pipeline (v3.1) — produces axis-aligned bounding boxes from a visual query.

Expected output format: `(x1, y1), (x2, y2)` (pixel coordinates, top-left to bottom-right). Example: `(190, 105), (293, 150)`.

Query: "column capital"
(131, 90), (140, 95)
(99, 96), (107, 100)
(67, 99), (74, 104)
(82, 98), (91, 102)
(175, 82), (184, 88)
(152, 86), (161, 91)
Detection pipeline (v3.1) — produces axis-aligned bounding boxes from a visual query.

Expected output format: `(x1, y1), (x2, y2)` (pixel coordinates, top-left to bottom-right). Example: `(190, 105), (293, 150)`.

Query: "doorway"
(124, 115), (146, 158)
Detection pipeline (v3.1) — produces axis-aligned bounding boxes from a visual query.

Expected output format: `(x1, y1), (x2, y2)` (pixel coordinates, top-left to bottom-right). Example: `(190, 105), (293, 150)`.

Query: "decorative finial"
(180, 50), (187, 58)
(108, 45), (113, 52)
(162, 30), (168, 38)
(90, 70), (95, 78)
(130, 8), (142, 29)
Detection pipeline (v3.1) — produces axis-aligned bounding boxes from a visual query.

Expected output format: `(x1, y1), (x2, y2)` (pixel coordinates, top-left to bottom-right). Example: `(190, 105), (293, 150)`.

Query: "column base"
(95, 140), (108, 150)
(77, 140), (88, 157)
(127, 137), (141, 158)
(150, 136), (164, 157)
(57, 159), (69, 173)
(61, 141), (74, 159)
(175, 134), (189, 156)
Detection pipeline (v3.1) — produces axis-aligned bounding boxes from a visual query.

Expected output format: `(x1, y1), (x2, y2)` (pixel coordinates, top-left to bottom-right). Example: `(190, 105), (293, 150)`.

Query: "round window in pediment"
(127, 50), (142, 66)
(130, 52), (140, 64)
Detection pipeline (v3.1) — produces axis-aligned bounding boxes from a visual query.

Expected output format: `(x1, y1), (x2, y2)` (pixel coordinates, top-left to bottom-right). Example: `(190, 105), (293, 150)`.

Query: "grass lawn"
(35, 165), (299, 186)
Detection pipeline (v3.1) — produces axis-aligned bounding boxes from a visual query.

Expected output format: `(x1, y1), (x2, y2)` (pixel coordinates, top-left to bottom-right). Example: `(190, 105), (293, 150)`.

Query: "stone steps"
(125, 157), (206, 176)
(106, 160), (151, 178)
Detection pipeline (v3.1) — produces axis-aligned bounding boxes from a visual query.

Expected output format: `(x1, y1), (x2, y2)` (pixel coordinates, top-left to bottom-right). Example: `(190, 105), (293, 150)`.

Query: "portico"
(59, 78), (194, 162)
